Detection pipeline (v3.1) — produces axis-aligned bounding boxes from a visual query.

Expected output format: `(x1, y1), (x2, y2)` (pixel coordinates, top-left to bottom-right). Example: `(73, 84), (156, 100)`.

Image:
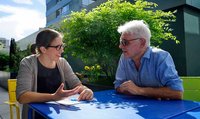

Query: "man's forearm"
(117, 86), (183, 100)
(139, 87), (183, 100)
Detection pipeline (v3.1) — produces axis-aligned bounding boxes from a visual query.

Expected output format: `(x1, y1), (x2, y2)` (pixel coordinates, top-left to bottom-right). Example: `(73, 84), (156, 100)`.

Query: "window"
(47, 12), (56, 23)
(56, 8), (62, 17)
(62, 4), (69, 15)
(56, 0), (62, 3)
(82, 0), (94, 7)
(47, 0), (57, 10)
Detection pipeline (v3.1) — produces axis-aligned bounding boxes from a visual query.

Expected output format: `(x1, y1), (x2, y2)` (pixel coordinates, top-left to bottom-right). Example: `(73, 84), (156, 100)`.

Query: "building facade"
(46, 0), (95, 26)
(148, 0), (200, 76)
(17, 0), (96, 51)
(16, 28), (46, 50)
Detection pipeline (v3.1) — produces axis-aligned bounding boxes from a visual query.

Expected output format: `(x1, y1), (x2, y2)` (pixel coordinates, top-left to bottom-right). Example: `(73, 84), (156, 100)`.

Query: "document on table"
(46, 94), (80, 105)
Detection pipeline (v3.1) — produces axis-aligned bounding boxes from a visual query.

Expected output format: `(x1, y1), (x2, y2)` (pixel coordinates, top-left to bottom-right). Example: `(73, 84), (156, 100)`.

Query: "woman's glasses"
(47, 44), (66, 51)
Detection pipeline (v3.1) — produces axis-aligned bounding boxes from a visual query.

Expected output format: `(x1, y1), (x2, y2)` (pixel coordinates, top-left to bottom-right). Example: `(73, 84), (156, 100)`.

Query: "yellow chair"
(181, 77), (200, 101)
(4, 79), (20, 119)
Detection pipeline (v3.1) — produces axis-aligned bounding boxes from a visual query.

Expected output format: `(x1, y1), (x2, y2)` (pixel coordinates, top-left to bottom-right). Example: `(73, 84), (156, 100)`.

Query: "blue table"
(170, 107), (200, 119)
(28, 90), (200, 119)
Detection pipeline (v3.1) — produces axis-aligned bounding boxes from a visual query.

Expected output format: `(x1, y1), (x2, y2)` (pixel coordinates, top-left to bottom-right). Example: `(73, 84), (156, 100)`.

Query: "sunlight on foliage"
(59, 0), (178, 80)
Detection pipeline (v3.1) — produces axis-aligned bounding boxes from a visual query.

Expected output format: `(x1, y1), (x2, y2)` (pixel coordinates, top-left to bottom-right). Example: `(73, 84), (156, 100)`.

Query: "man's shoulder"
(120, 54), (131, 61)
(151, 47), (169, 56)
(150, 47), (171, 61)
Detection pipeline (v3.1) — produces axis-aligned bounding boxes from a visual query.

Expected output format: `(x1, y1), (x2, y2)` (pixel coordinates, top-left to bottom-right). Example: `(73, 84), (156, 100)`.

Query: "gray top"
(16, 54), (81, 119)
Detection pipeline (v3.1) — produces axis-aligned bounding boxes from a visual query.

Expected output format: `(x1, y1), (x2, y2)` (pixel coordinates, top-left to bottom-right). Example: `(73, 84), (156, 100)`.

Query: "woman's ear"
(39, 46), (47, 53)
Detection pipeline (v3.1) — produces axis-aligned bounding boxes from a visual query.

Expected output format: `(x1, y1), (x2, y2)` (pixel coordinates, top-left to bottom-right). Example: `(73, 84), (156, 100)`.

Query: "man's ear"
(140, 38), (146, 48)
(39, 46), (46, 53)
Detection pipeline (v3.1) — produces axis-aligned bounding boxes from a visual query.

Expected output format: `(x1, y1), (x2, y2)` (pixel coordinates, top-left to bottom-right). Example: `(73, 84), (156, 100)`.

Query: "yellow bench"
(181, 77), (200, 101)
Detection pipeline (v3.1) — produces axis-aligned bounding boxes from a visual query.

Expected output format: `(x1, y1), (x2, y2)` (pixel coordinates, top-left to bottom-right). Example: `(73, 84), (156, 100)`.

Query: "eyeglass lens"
(47, 44), (65, 51)
(120, 39), (129, 46)
(56, 44), (65, 50)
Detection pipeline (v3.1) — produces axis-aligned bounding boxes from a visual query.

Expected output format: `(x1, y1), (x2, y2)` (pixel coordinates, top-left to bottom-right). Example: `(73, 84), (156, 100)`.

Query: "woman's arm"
(18, 83), (80, 104)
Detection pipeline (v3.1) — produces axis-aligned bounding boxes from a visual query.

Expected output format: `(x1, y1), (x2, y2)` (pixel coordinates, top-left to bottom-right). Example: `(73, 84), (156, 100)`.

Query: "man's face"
(119, 32), (144, 59)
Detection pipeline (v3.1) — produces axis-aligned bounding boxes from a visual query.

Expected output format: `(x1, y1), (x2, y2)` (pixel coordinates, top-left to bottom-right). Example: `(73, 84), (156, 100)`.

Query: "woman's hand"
(78, 86), (93, 101)
(53, 83), (80, 101)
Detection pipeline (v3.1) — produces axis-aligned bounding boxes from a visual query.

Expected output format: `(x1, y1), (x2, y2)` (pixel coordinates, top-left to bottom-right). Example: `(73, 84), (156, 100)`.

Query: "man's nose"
(119, 43), (123, 49)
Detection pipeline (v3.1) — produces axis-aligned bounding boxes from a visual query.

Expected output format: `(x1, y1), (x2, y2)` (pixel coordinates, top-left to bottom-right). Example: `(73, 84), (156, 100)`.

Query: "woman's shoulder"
(21, 54), (37, 64)
(58, 57), (67, 62)
(57, 57), (69, 66)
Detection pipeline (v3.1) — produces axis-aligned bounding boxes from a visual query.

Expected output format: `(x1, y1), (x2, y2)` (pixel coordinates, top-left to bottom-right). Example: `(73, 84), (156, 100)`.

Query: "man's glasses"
(120, 38), (140, 46)
(47, 44), (65, 51)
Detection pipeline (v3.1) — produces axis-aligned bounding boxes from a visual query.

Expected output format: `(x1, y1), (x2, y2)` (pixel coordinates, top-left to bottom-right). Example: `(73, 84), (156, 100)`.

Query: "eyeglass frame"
(120, 38), (141, 46)
(47, 43), (66, 51)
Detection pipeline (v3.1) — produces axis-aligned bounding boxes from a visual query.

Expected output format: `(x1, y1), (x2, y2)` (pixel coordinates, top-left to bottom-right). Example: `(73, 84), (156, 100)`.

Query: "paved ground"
(0, 71), (18, 119)
(0, 86), (10, 119)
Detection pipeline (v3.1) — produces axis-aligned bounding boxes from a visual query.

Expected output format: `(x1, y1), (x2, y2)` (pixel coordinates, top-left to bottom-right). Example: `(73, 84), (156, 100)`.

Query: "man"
(114, 20), (183, 100)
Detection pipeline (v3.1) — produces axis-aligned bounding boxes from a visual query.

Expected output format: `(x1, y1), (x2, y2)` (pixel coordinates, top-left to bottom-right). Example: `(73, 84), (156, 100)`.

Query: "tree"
(0, 53), (9, 70)
(9, 38), (17, 71)
(0, 42), (4, 49)
(59, 0), (178, 80)
(9, 39), (31, 78)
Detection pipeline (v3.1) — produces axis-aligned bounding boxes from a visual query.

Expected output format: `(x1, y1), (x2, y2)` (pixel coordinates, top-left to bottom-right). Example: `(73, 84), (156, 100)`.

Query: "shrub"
(59, 0), (178, 80)
(0, 53), (9, 70)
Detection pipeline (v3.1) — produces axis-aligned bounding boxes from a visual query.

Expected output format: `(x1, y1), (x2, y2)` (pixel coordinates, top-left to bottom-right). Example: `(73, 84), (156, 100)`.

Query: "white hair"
(117, 20), (151, 46)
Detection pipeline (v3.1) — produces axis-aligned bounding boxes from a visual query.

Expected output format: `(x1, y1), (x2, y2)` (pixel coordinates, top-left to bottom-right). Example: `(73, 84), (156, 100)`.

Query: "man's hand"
(119, 80), (142, 95)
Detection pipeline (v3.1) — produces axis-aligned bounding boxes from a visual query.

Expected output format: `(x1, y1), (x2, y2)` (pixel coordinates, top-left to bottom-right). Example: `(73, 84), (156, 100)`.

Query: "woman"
(16, 29), (93, 119)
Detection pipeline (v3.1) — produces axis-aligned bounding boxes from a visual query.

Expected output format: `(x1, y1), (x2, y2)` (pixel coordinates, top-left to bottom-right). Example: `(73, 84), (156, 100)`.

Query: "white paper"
(56, 94), (80, 105)
(46, 94), (81, 105)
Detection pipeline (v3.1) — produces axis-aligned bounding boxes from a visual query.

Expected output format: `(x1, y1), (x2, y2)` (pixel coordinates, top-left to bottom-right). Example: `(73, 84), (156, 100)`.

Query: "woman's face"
(44, 36), (64, 62)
